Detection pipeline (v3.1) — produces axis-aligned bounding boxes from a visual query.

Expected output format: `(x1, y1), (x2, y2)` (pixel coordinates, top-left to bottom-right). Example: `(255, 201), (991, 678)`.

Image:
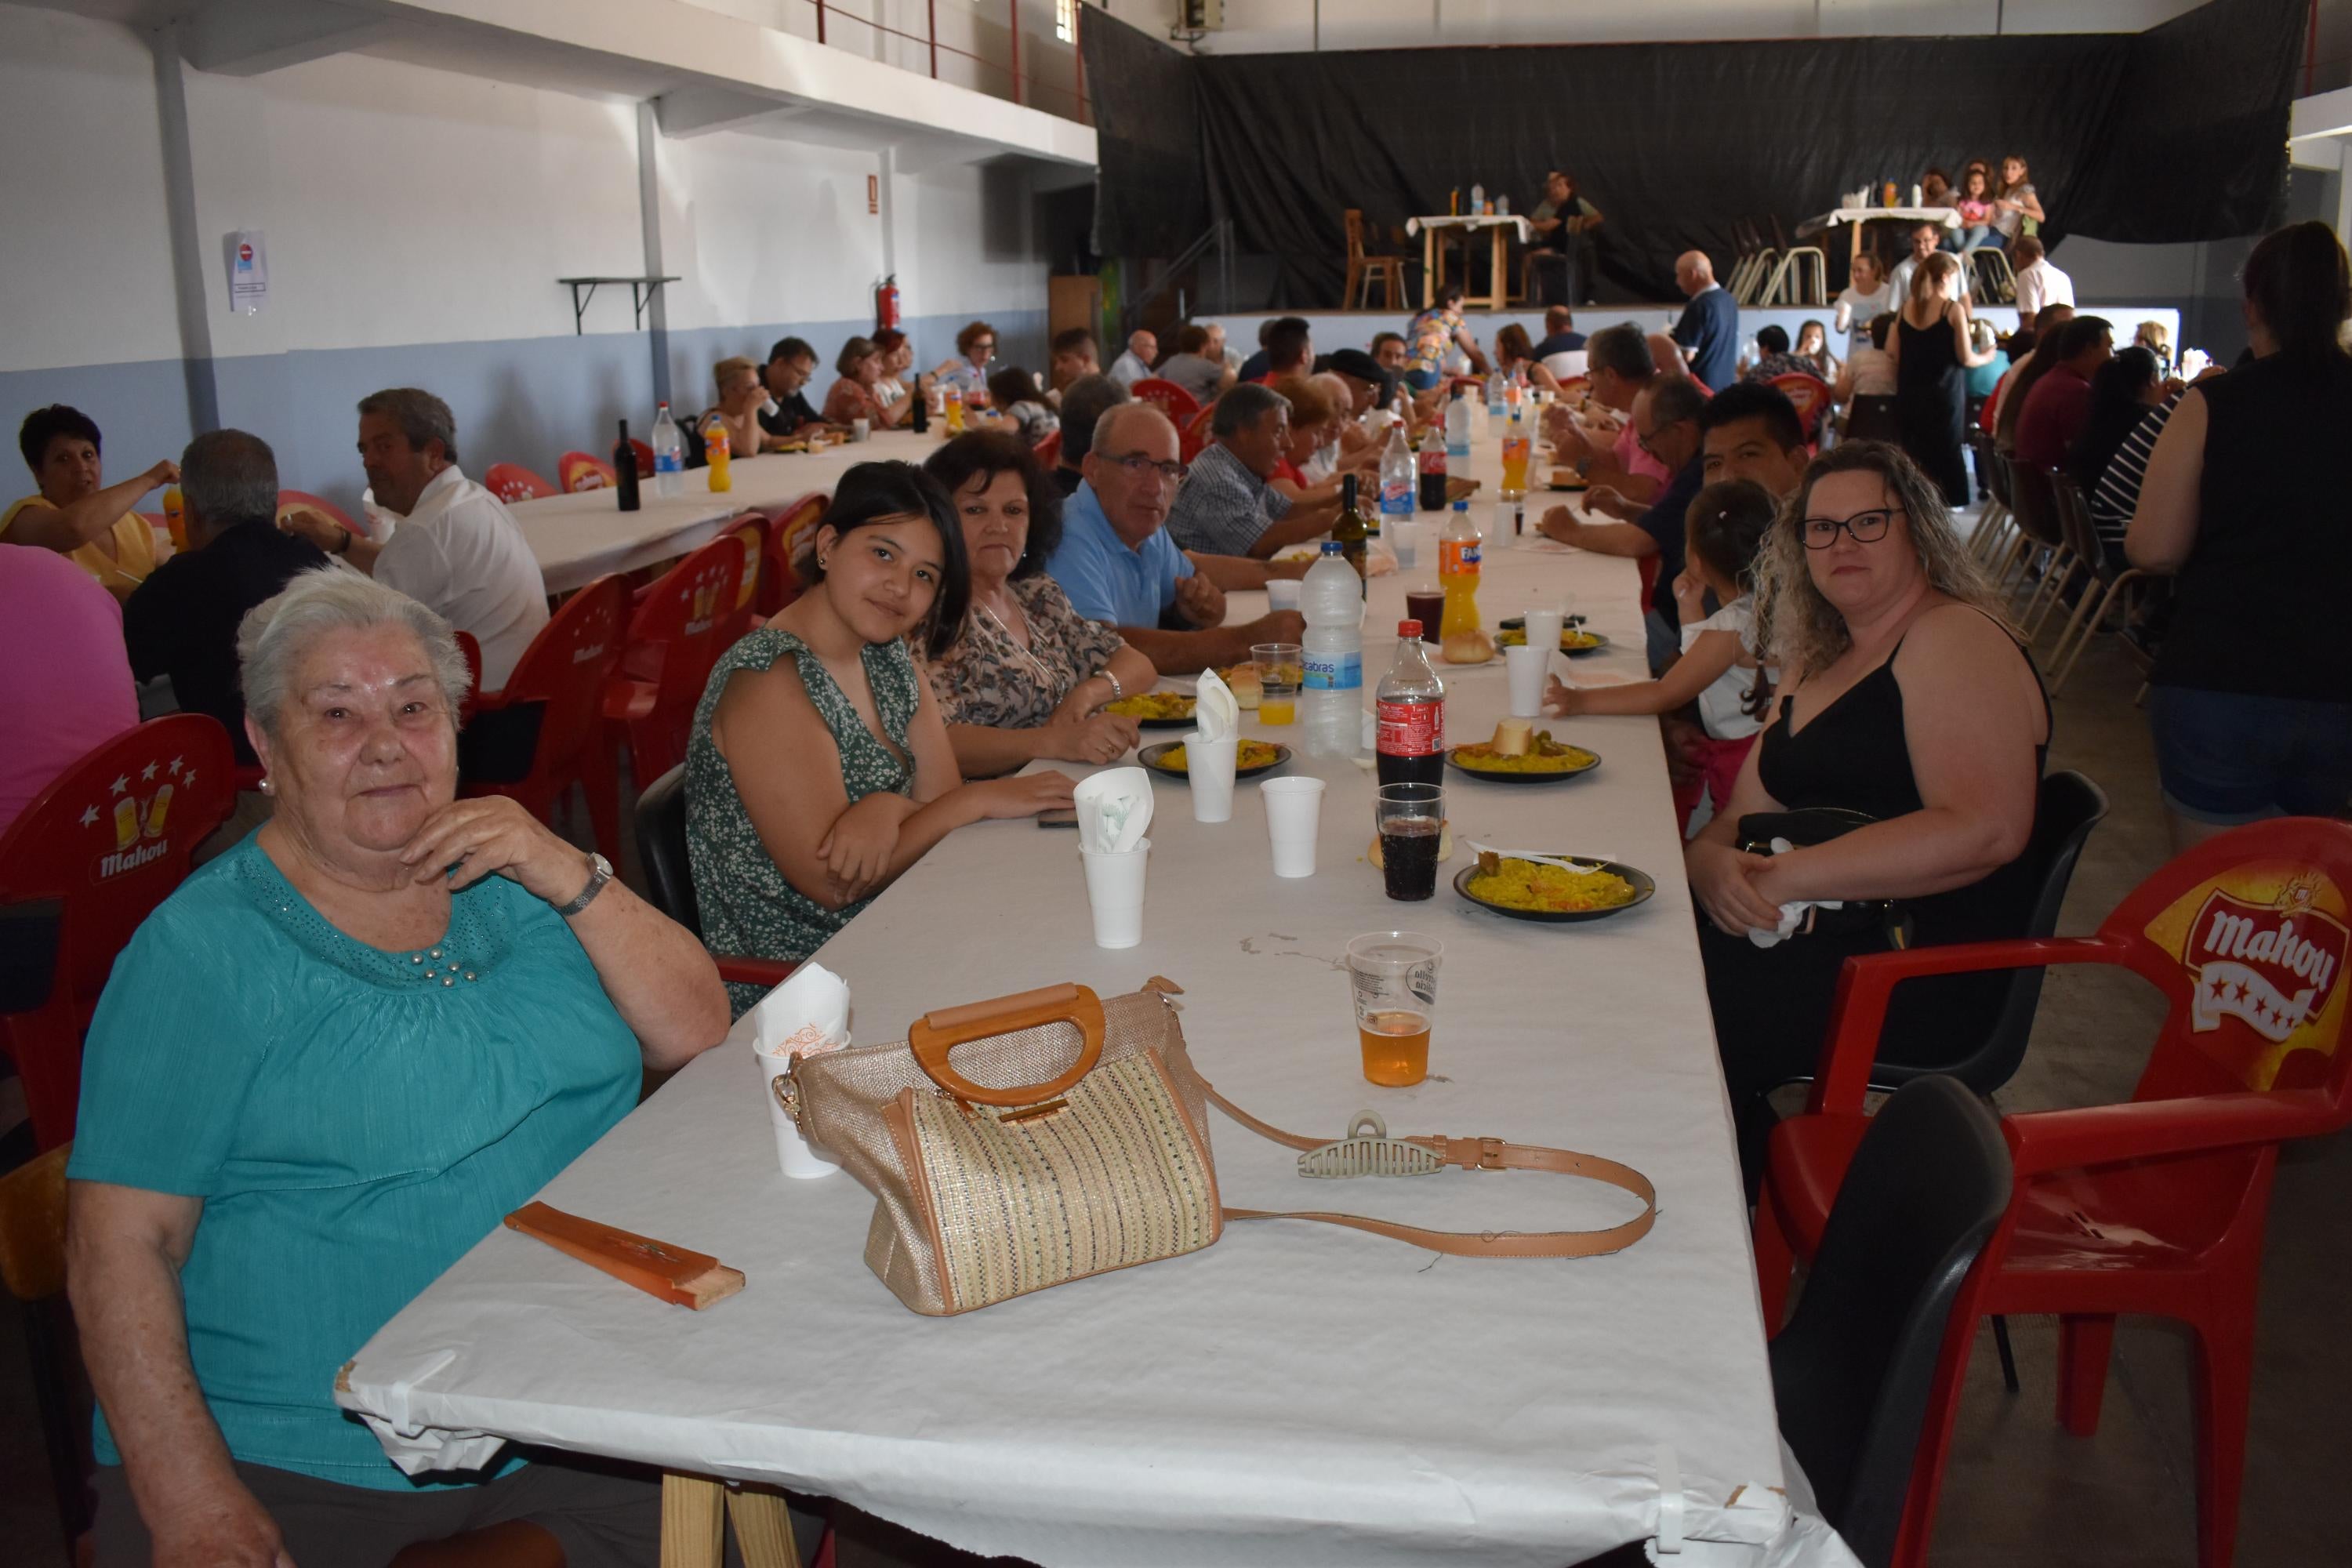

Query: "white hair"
(237, 565), (472, 736)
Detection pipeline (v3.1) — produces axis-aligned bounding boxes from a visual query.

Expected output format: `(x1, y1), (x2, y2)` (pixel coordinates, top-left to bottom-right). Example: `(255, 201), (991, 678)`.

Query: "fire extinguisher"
(875, 274), (900, 332)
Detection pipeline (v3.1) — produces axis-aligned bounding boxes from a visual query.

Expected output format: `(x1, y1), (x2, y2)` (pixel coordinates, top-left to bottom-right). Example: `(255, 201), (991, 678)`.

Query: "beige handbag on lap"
(783, 981), (1656, 1316)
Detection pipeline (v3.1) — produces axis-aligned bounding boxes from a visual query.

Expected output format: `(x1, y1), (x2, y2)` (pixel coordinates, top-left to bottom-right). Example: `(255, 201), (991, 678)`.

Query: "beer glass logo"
(83, 757), (190, 880)
(684, 567), (723, 636)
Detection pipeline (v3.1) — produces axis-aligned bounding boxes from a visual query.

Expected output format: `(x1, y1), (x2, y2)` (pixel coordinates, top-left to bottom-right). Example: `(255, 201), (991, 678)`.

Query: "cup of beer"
(162, 484), (187, 552)
(1345, 931), (1443, 1087)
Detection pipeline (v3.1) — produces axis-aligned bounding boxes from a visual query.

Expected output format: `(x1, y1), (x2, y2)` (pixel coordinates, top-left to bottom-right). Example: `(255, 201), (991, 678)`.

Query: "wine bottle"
(613, 419), (641, 512)
(1330, 472), (1370, 593)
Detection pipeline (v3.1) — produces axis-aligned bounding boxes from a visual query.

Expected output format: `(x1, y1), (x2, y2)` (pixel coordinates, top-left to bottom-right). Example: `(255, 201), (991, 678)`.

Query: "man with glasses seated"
(1044, 404), (1308, 676)
(1537, 376), (1710, 672)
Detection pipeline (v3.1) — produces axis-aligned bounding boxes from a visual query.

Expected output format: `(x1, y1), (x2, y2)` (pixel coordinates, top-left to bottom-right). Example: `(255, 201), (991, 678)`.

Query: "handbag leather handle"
(909, 982), (1106, 1108)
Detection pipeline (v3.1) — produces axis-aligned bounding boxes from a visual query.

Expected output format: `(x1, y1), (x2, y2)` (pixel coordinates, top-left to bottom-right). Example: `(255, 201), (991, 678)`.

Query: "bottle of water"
(1377, 420), (1415, 539)
(650, 404), (684, 498)
(1445, 384), (1472, 460)
(1300, 542), (1365, 758)
(1469, 182), (1486, 215)
(1486, 370), (1507, 418)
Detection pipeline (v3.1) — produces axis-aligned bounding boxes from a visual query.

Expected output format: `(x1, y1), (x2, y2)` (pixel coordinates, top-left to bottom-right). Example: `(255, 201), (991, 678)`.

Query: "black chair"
(633, 763), (702, 938)
(1770, 1076), (2010, 1568)
(1862, 770), (2107, 1098)
(634, 764), (794, 993)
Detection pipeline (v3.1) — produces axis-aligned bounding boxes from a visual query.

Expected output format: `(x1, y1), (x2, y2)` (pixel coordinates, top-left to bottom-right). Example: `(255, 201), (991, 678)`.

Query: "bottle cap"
(1321, 540), (1343, 554)
(1398, 619), (1421, 637)
(1453, 498), (1468, 511)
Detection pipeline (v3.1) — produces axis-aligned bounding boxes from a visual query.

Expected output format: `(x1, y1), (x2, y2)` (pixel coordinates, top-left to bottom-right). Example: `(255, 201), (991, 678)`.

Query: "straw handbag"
(782, 981), (1657, 1316)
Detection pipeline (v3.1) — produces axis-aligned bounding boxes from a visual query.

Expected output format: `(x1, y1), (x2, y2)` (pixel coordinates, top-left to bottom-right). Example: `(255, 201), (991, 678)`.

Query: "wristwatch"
(556, 851), (613, 918)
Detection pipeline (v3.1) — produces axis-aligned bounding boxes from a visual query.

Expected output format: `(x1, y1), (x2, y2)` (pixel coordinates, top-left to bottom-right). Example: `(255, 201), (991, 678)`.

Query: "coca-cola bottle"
(1376, 621), (1446, 788)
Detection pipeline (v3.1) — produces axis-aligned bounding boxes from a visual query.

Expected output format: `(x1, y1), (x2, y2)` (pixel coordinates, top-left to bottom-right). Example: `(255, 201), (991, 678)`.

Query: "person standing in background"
(2129, 220), (2352, 848)
(0, 542), (137, 833)
(1833, 252), (1893, 359)
(2011, 237), (2074, 321)
(1989, 154), (2046, 246)
(3, 405), (172, 601)
(1889, 223), (1971, 307)
(1887, 252), (1994, 506)
(1670, 252), (1740, 393)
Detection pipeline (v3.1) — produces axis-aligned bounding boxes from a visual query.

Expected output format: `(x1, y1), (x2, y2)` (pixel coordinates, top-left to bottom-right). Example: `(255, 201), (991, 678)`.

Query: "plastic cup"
(753, 1047), (840, 1178)
(1505, 643), (1550, 717)
(1080, 837), (1151, 949)
(1253, 642), (1301, 727)
(1261, 775), (1325, 877)
(1374, 782), (1445, 901)
(1389, 522), (1420, 570)
(1345, 931), (1443, 1087)
(1188, 735), (1239, 823)
(1524, 607), (1565, 653)
(1267, 578), (1302, 612)
(851, 418), (871, 442)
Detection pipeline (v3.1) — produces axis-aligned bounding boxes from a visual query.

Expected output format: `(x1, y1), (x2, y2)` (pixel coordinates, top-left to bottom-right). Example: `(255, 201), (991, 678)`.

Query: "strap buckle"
(1446, 1135), (1509, 1171)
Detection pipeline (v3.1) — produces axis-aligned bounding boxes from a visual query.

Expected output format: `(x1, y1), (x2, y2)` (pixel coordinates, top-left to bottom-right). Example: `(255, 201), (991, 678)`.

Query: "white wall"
(1189, 0), (2210, 52)
(0, 2), (1053, 507)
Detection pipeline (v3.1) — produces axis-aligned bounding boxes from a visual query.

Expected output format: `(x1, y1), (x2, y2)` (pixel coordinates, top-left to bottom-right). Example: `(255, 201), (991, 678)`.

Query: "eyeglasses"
(972, 341), (996, 354)
(1798, 508), (1900, 549)
(1104, 452), (1187, 487)
(1634, 419), (1686, 459)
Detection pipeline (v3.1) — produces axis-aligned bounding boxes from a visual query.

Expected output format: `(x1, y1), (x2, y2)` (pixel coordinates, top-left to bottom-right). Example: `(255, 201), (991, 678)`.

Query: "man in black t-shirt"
(125, 430), (327, 768)
(1534, 377), (1707, 673)
(1530, 306), (1587, 361)
(1528, 169), (1602, 307)
(757, 337), (830, 437)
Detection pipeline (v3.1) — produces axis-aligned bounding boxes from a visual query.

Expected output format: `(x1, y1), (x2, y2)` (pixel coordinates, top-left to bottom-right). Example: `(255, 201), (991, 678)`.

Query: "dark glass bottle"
(1330, 472), (1370, 593)
(613, 419), (641, 512)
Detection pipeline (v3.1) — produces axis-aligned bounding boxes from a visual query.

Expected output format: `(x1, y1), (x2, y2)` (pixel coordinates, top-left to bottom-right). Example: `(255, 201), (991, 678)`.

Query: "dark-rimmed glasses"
(1102, 451), (1187, 488)
(1798, 507), (1900, 549)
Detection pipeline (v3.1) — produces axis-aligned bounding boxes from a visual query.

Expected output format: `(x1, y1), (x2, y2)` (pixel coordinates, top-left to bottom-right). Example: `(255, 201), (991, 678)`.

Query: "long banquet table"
(342, 434), (1859, 1567)
(514, 429), (944, 594)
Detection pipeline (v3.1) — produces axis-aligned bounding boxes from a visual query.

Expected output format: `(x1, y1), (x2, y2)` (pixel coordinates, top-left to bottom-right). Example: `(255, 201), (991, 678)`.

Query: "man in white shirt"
(291, 387), (548, 691)
(1888, 222), (1971, 308)
(2009, 236), (2075, 320)
(1108, 329), (1158, 389)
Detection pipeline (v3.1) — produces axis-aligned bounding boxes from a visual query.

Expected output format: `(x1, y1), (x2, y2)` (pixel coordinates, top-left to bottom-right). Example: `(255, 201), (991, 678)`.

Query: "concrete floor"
(3, 626), (2345, 1566)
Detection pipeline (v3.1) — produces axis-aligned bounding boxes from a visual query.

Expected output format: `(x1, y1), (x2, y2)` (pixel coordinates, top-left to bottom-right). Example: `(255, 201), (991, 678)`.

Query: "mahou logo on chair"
(81, 757), (191, 882)
(2144, 864), (2348, 1091)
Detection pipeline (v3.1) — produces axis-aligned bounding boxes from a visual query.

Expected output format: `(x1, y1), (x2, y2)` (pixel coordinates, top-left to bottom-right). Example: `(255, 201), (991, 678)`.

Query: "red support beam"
(815, 0), (826, 45)
(1009, 0), (1022, 105)
(928, 0), (938, 78)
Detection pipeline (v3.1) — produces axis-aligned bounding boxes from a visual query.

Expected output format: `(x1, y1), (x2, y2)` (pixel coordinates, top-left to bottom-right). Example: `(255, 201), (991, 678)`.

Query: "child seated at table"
(1543, 480), (1776, 835)
(987, 367), (1060, 448)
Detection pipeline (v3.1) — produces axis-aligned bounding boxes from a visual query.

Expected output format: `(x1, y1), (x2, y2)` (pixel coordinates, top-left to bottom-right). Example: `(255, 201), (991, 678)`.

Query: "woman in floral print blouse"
(923, 432), (1160, 779)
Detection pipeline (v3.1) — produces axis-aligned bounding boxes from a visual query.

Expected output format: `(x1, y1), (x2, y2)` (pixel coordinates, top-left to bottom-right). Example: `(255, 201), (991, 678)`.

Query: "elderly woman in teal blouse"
(65, 567), (729, 1566)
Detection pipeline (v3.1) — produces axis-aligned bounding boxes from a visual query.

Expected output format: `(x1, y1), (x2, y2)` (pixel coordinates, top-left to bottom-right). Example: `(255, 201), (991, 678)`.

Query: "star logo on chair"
(184, 770), (198, 789)
(168, 757), (183, 775)
(142, 761), (159, 782)
(79, 805), (99, 828)
(110, 773), (129, 796)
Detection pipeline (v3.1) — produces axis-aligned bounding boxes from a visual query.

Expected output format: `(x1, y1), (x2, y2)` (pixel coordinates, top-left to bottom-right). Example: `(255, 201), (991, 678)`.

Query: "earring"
(259, 776), (274, 797)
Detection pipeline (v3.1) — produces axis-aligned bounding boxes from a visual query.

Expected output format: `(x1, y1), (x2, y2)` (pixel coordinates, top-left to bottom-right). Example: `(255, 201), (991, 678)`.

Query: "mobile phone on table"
(1037, 809), (1079, 829)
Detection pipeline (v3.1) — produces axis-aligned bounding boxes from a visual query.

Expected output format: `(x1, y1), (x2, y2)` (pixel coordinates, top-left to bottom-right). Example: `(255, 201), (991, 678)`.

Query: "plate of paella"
(1454, 851), (1654, 924)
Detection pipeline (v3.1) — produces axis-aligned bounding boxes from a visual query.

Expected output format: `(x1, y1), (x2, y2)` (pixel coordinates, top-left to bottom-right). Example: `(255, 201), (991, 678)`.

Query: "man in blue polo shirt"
(1047, 404), (1307, 675)
(1671, 251), (1740, 393)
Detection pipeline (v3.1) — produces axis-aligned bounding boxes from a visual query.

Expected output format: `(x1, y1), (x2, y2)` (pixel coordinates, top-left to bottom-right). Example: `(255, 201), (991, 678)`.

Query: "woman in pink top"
(0, 542), (139, 832)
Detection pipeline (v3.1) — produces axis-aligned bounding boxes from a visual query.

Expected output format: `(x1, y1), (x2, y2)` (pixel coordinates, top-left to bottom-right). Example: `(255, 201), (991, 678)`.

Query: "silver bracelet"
(1099, 669), (1123, 703)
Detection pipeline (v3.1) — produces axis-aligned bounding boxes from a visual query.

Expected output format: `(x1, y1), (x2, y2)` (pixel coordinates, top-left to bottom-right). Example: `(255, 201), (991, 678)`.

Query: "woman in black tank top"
(1686, 444), (2051, 1191)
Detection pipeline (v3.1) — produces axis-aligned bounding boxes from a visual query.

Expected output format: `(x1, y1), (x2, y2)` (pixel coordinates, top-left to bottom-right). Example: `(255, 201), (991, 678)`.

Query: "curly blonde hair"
(1751, 442), (2010, 678)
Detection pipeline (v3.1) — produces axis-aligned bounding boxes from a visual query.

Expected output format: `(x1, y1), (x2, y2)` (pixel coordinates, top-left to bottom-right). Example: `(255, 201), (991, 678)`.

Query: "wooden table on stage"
(1406, 214), (1532, 310)
(1795, 205), (1962, 272)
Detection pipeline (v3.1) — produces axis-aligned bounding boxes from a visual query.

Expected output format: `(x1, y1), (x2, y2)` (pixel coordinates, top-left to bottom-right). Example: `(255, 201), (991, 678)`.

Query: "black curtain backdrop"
(1082, 0), (2302, 305)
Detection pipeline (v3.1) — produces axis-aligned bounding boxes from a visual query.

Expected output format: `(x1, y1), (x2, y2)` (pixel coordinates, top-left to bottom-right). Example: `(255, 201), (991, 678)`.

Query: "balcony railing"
(798, 0), (1091, 122)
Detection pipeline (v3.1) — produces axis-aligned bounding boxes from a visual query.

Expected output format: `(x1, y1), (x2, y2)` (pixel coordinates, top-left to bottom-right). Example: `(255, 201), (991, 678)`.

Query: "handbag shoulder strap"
(1196, 1080), (1657, 1260)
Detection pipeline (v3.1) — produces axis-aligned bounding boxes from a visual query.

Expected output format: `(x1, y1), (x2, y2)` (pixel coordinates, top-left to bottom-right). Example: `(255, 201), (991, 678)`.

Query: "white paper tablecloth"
(341, 446), (1860, 1567)
(517, 429), (946, 593)
(1795, 205), (1962, 238)
(1406, 212), (1534, 243)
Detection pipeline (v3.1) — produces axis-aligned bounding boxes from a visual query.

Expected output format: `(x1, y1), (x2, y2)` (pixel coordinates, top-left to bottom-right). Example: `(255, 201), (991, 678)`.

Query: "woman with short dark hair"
(920, 432), (1156, 779)
(5, 404), (175, 599)
(688, 461), (1074, 1011)
(931, 320), (998, 401)
(823, 337), (911, 430)
(2128, 220), (2352, 848)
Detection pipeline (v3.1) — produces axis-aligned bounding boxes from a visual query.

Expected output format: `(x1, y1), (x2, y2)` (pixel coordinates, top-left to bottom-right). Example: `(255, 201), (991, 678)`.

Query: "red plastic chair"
(1755, 817), (2352, 1568)
(1766, 372), (1835, 444)
(557, 451), (619, 494)
(460, 578), (628, 858)
(761, 492), (826, 617)
(484, 463), (557, 504)
(1180, 403), (1215, 464)
(0, 715), (236, 1149)
(1031, 429), (1063, 466)
(275, 490), (361, 537)
(629, 437), (655, 478)
(1130, 377), (1201, 426)
(604, 532), (751, 789)
(728, 513), (769, 622)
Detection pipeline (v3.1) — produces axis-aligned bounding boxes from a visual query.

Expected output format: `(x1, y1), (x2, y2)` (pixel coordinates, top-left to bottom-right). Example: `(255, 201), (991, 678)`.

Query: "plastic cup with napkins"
(749, 961), (850, 1178)
(1074, 766), (1154, 947)
(1188, 667), (1242, 823)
